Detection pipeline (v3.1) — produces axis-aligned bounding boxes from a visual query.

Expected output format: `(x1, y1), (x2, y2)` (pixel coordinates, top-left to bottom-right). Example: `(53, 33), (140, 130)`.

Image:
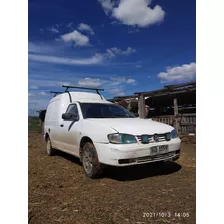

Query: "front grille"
(118, 151), (179, 164)
(136, 133), (168, 144)
(136, 151), (176, 163)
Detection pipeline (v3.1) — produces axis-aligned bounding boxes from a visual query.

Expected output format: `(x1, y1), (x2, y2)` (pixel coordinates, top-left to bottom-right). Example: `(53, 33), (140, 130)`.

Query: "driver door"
(58, 103), (81, 156)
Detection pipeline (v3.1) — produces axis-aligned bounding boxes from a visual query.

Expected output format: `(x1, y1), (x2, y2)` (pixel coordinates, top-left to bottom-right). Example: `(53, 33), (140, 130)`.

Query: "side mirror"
(62, 113), (72, 120)
(62, 113), (78, 121)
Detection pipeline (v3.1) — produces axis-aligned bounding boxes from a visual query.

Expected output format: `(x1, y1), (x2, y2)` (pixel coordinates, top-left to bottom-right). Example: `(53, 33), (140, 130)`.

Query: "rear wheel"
(46, 137), (55, 156)
(81, 142), (103, 178)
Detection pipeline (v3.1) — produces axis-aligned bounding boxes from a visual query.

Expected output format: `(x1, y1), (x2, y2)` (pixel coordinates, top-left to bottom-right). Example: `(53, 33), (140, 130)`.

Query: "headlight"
(171, 129), (178, 139)
(165, 132), (171, 141)
(108, 133), (137, 144)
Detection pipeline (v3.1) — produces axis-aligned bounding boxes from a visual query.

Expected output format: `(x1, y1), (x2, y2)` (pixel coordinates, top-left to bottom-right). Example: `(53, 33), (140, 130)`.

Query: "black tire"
(46, 137), (55, 156)
(81, 142), (103, 178)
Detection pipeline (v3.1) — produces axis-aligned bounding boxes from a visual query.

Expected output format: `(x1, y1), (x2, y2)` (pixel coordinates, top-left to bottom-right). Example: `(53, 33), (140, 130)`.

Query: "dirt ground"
(28, 133), (196, 224)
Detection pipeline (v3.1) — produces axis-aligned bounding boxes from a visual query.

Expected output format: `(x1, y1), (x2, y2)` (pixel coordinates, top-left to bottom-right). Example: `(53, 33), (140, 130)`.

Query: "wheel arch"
(79, 136), (93, 160)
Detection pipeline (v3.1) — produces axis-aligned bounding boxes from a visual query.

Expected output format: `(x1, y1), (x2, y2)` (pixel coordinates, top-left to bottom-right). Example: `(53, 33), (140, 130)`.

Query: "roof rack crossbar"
(62, 85), (104, 100)
(62, 85), (104, 91)
(50, 91), (64, 97)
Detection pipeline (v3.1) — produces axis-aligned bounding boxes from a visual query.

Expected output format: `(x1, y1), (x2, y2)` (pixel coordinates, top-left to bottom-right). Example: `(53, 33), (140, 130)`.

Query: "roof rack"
(62, 85), (104, 101)
(50, 91), (64, 97)
(62, 85), (104, 93)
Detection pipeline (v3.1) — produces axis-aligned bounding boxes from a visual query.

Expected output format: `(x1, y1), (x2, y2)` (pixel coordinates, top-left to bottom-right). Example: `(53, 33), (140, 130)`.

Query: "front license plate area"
(150, 145), (168, 156)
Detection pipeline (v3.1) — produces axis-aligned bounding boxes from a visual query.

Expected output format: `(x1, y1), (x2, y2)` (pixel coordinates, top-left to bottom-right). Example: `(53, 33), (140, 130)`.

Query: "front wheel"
(46, 137), (55, 156)
(81, 142), (103, 178)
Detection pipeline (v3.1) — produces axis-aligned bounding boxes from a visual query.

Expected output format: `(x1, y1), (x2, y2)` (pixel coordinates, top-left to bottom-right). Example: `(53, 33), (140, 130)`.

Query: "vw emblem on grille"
(154, 134), (159, 142)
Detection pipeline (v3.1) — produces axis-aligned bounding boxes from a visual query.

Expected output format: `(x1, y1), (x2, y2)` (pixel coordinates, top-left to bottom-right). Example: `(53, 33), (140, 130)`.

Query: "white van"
(44, 88), (181, 178)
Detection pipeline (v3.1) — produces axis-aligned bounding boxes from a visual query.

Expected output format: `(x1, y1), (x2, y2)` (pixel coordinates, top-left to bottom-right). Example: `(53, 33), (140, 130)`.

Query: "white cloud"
(78, 23), (95, 35)
(78, 78), (101, 88)
(28, 53), (103, 65)
(58, 82), (71, 86)
(29, 79), (60, 88)
(110, 20), (119, 25)
(28, 93), (36, 97)
(98, 0), (115, 14)
(29, 41), (136, 67)
(38, 91), (49, 96)
(29, 46), (135, 67)
(30, 85), (38, 89)
(105, 47), (136, 58)
(67, 22), (73, 28)
(110, 76), (126, 83)
(29, 78), (74, 91)
(28, 92), (49, 97)
(28, 42), (50, 54)
(128, 28), (139, 33)
(110, 76), (136, 84)
(77, 76), (136, 91)
(108, 88), (125, 96)
(28, 41), (63, 54)
(98, 0), (165, 27)
(60, 30), (89, 46)
(123, 47), (137, 55)
(106, 49), (116, 58)
(28, 99), (51, 112)
(126, 78), (136, 84)
(157, 62), (196, 82)
(49, 27), (59, 33)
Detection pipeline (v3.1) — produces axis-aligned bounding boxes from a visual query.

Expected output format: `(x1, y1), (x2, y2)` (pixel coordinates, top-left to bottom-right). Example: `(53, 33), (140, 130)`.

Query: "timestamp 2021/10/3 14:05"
(143, 212), (190, 218)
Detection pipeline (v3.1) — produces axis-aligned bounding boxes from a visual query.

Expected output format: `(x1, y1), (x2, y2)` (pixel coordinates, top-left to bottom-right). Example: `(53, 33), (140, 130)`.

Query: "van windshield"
(79, 103), (136, 119)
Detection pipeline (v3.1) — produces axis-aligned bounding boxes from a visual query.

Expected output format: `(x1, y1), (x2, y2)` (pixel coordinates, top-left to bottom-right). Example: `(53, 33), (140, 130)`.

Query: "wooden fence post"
(138, 94), (146, 119)
(173, 98), (179, 132)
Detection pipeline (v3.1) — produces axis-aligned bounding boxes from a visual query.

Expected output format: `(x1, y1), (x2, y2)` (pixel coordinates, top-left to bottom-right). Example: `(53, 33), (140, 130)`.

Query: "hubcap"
(83, 149), (93, 174)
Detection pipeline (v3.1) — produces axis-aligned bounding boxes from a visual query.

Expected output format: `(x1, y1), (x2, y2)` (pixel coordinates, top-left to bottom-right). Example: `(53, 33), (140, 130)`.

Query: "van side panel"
(44, 99), (60, 148)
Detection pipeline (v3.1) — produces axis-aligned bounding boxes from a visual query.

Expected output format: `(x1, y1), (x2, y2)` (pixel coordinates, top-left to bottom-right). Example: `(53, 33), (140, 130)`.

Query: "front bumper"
(94, 138), (181, 166)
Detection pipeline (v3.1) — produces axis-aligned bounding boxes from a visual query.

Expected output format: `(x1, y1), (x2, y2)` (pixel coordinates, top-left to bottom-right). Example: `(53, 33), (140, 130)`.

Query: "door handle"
(60, 124), (64, 127)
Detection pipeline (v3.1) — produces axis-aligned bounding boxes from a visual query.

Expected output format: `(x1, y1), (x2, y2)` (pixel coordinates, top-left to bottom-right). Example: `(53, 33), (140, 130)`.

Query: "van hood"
(86, 118), (174, 135)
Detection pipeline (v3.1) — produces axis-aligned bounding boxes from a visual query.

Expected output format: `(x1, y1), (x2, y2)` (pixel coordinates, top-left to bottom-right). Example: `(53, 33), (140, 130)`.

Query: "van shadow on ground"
(104, 162), (182, 181)
(55, 150), (182, 181)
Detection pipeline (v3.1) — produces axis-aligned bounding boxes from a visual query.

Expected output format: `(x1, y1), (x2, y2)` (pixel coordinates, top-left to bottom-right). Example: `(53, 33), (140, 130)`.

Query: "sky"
(28, 0), (196, 112)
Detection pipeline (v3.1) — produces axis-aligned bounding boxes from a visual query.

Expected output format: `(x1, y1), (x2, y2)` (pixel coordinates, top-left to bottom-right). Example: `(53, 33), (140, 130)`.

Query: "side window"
(66, 104), (79, 119)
